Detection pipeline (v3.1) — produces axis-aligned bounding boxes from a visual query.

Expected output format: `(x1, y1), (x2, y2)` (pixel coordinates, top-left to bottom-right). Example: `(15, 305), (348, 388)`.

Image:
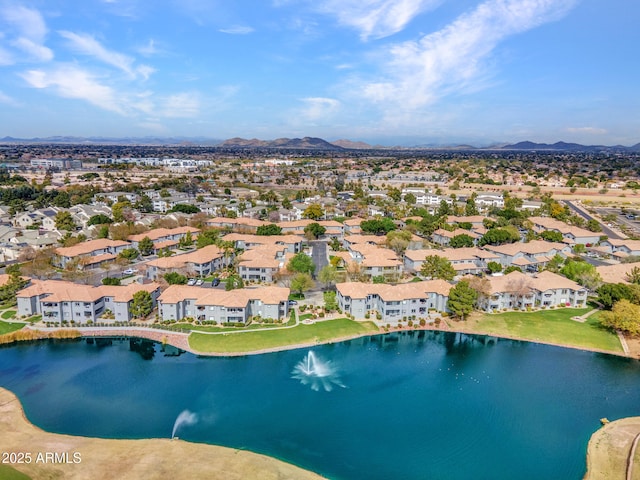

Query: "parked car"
(187, 278), (196, 286)
(123, 268), (136, 275)
(212, 278), (220, 287)
(288, 300), (298, 306)
(195, 279), (204, 286)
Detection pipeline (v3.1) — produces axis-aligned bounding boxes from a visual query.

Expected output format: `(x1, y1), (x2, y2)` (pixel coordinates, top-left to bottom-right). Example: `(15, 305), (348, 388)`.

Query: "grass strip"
(189, 318), (379, 353)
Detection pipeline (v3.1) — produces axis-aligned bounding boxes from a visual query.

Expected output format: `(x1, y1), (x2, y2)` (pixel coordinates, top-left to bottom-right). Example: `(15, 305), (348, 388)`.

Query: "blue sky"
(0, 0), (638, 146)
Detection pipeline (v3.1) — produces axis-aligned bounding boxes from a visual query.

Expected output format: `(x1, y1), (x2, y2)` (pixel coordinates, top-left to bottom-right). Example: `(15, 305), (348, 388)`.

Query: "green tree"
(288, 252), (316, 275)
(138, 236), (154, 256)
(597, 283), (640, 309)
(302, 203), (324, 220)
(111, 201), (131, 223)
(404, 192), (417, 205)
(130, 290), (153, 318)
(318, 265), (338, 288)
(179, 231), (194, 248)
(385, 229), (412, 255)
(87, 214), (113, 226)
(503, 266), (522, 274)
(420, 255), (456, 281)
(600, 299), (640, 335)
(54, 211), (76, 231)
(449, 234), (474, 248)
(134, 194), (154, 213)
(572, 244), (586, 254)
(626, 266), (640, 285)
(540, 230), (564, 243)
(304, 222), (326, 240)
(586, 219), (603, 233)
(487, 261), (502, 274)
(164, 272), (188, 285)
(545, 254), (565, 273)
(361, 218), (396, 235)
(256, 224), (283, 236)
(323, 290), (338, 311)
(478, 227), (519, 246)
(225, 274), (244, 290)
(96, 225), (109, 238)
(290, 272), (315, 296)
(465, 197), (479, 215)
(196, 229), (219, 248)
(560, 259), (598, 284)
(102, 277), (121, 286)
(447, 280), (477, 320)
(170, 204), (201, 214)
(118, 248), (139, 262)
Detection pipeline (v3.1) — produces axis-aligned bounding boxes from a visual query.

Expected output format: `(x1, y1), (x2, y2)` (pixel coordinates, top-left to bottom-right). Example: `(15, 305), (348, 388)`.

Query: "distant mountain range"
(1, 135), (639, 152)
(0, 136), (223, 146)
(218, 136), (344, 150)
(500, 141), (640, 152)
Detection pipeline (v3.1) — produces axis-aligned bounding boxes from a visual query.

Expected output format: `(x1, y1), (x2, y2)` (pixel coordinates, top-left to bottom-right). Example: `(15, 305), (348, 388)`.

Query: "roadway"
(564, 200), (623, 240)
(310, 240), (328, 279)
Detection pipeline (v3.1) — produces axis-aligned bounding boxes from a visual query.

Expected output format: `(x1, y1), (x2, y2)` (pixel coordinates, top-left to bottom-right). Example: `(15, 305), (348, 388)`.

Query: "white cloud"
(12, 37), (53, 62)
(1, 5), (53, 62)
(59, 30), (152, 79)
(219, 25), (255, 35)
(161, 92), (200, 118)
(315, 0), (441, 40)
(567, 126), (607, 135)
(136, 39), (160, 56)
(300, 97), (341, 121)
(0, 45), (13, 65)
(0, 90), (19, 107)
(20, 65), (125, 114)
(360, 0), (578, 108)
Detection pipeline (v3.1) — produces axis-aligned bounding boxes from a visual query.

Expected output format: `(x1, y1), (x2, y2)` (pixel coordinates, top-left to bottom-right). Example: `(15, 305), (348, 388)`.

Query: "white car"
(187, 278), (196, 286)
(123, 268), (135, 275)
(195, 279), (204, 286)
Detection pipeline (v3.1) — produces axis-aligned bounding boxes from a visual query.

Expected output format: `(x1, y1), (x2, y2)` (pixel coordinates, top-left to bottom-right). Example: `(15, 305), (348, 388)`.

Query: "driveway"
(310, 240), (328, 278)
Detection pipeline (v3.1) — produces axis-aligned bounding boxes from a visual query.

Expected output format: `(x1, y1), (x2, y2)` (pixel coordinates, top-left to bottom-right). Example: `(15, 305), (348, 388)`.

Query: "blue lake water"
(1, 332), (639, 480)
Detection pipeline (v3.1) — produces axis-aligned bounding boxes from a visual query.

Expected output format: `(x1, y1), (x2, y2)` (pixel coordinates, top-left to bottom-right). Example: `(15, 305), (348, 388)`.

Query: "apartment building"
(158, 285), (289, 323)
(477, 270), (587, 312)
(17, 280), (161, 323)
(336, 280), (452, 322)
(54, 239), (131, 269)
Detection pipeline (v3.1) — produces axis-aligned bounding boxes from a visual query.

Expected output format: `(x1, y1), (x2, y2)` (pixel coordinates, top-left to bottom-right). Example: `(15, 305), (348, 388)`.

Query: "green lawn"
(0, 320), (25, 335)
(170, 322), (286, 333)
(465, 307), (622, 353)
(1, 310), (16, 319)
(0, 465), (31, 480)
(189, 318), (379, 353)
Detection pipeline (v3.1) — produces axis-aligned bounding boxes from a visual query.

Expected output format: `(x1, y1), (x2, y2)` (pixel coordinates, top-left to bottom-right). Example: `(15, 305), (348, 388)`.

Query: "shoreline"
(0, 386), (326, 480)
(11, 322), (634, 359)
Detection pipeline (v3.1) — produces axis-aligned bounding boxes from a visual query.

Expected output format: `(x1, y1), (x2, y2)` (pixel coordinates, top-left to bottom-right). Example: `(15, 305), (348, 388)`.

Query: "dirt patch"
(584, 417), (640, 480)
(623, 336), (640, 359)
(0, 388), (325, 480)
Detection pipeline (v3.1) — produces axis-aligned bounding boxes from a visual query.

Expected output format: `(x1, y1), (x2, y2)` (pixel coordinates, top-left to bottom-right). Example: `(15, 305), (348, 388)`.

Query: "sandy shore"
(584, 417), (640, 480)
(0, 387), (325, 480)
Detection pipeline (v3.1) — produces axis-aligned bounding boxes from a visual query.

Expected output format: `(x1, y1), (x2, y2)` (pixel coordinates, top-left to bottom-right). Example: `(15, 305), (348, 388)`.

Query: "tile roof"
(17, 279), (160, 303)
(159, 285), (289, 307)
(128, 226), (200, 242)
(336, 279), (452, 300)
(56, 239), (130, 258)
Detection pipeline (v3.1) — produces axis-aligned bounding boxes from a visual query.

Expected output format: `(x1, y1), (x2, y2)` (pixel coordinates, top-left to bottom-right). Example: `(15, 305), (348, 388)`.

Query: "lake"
(1, 331), (639, 480)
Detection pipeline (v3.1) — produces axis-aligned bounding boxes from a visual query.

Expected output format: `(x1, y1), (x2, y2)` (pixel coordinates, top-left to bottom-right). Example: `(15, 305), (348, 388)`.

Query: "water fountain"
(171, 409), (198, 439)
(291, 350), (345, 392)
